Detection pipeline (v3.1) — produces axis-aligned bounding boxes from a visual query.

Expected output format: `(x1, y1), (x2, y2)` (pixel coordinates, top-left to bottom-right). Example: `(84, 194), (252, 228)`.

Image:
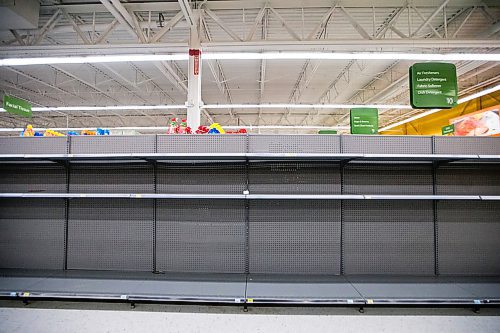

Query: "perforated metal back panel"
(434, 137), (500, 155)
(248, 135), (340, 153)
(70, 135), (155, 154)
(0, 163), (66, 193)
(436, 164), (500, 195)
(249, 162), (341, 194)
(344, 163), (433, 195)
(157, 163), (246, 194)
(437, 200), (500, 275)
(157, 135), (247, 153)
(342, 135), (432, 154)
(0, 199), (65, 269)
(249, 200), (341, 274)
(343, 200), (435, 275)
(0, 137), (68, 154)
(156, 199), (246, 273)
(70, 163), (154, 193)
(67, 199), (154, 271)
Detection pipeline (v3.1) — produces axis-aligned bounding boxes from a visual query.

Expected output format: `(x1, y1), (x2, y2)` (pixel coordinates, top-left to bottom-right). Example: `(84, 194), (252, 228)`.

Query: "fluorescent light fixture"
(9, 105), (186, 112)
(379, 84), (500, 131)
(204, 52), (500, 61)
(1, 52), (498, 67)
(0, 54), (188, 66)
(0, 104), (409, 113)
(204, 104), (412, 109)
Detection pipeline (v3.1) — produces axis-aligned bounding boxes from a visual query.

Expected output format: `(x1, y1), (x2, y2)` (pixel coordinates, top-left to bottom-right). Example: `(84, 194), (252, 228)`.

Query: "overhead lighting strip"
(0, 103), (410, 113)
(0, 52), (499, 66)
(203, 104), (412, 109)
(204, 52), (500, 61)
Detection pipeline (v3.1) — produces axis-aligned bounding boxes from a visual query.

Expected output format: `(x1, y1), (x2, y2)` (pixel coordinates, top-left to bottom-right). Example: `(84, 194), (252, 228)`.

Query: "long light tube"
(379, 84), (500, 131)
(204, 52), (500, 61)
(0, 54), (188, 66)
(0, 105), (187, 112)
(0, 52), (499, 66)
(0, 103), (410, 113)
(203, 104), (412, 109)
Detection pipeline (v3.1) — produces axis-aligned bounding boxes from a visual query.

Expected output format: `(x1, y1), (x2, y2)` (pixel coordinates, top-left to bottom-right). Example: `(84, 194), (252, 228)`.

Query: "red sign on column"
(189, 49), (201, 76)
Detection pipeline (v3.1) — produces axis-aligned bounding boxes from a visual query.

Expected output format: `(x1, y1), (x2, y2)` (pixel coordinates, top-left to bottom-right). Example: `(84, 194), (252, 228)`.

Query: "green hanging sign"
(441, 124), (455, 135)
(3, 95), (32, 118)
(409, 62), (458, 109)
(350, 108), (378, 135)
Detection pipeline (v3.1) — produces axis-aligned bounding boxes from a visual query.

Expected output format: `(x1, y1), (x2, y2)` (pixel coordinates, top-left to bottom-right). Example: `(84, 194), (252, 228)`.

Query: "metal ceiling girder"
(374, 7), (405, 39)
(94, 20), (119, 44)
(32, 9), (62, 45)
(178, 0), (196, 29)
(99, 0), (140, 42)
(150, 11), (184, 43)
(39, 0), (495, 13)
(5, 67), (88, 103)
(204, 8), (243, 42)
(339, 6), (372, 40)
(153, 61), (188, 94)
(201, 15), (233, 121)
(9, 30), (26, 46)
(49, 65), (121, 104)
(268, 7), (301, 41)
(452, 6), (477, 38)
(62, 10), (91, 45)
(411, 0), (450, 37)
(411, 5), (444, 38)
(307, 2), (338, 40)
(246, 4), (267, 41)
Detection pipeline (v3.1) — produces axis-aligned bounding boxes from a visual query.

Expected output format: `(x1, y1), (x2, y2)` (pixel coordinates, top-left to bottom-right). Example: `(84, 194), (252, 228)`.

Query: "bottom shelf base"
(1, 270), (499, 306)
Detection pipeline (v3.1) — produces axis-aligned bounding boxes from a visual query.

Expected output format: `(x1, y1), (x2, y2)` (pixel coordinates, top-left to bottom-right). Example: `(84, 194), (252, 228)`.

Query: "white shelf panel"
(0, 193), (492, 200)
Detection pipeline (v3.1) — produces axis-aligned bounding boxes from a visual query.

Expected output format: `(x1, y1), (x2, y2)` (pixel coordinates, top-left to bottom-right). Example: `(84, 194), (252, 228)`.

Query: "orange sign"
(450, 105), (500, 136)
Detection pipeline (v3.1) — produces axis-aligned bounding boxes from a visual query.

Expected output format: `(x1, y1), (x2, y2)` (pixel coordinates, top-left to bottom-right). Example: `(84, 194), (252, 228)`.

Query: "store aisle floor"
(0, 305), (499, 333)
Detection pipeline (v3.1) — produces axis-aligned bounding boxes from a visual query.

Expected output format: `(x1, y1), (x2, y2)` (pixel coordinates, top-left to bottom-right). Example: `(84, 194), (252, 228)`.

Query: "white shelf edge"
(0, 193), (492, 200)
(0, 153), (498, 162)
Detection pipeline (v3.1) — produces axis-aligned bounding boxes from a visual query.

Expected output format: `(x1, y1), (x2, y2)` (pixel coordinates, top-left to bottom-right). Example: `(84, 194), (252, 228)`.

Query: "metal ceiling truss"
(0, 0), (499, 130)
(5, 1), (496, 46)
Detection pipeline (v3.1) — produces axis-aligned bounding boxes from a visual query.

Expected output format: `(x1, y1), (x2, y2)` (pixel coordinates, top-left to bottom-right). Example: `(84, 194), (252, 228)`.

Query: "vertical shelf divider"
(432, 135), (439, 276)
(64, 135), (71, 271)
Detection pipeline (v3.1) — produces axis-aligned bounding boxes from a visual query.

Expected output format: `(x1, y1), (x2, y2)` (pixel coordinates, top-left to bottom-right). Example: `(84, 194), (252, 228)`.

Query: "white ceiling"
(0, 0), (499, 133)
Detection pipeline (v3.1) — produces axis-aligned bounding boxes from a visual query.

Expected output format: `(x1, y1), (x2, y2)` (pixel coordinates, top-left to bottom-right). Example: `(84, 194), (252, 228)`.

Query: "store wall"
(381, 91), (500, 135)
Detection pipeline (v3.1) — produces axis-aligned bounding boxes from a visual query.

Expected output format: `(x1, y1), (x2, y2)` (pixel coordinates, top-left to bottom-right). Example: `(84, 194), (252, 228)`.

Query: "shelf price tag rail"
(1, 193), (498, 200)
(1, 153), (499, 163)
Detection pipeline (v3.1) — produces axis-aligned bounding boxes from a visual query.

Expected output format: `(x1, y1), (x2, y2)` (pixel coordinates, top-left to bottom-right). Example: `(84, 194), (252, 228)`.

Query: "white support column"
(187, 25), (202, 129)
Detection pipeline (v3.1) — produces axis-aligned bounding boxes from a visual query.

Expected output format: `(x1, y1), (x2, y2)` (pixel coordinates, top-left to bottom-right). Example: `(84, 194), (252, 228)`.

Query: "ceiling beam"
(411, 0), (450, 37)
(268, 7), (301, 40)
(62, 10), (91, 45)
(150, 11), (184, 43)
(246, 4), (267, 41)
(94, 19), (119, 44)
(178, 0), (196, 29)
(41, 0), (494, 13)
(339, 6), (371, 39)
(32, 9), (62, 45)
(307, 3), (338, 40)
(99, 0), (140, 42)
(204, 8), (243, 42)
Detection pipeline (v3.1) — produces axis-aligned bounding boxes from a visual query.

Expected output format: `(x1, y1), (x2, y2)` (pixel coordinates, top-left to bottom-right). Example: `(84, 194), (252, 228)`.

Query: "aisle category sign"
(350, 108), (378, 134)
(441, 124), (455, 136)
(3, 95), (32, 118)
(409, 62), (458, 109)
